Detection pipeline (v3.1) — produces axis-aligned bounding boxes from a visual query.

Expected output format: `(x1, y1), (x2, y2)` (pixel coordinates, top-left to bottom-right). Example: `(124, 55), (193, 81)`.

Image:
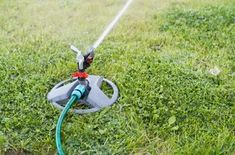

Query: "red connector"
(72, 72), (88, 79)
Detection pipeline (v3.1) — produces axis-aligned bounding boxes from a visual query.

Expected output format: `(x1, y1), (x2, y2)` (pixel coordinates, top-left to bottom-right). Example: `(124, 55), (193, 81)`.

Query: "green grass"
(0, 0), (235, 154)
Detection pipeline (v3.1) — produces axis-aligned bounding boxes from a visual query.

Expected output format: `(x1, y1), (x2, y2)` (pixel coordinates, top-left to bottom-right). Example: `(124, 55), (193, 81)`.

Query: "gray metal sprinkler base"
(47, 75), (119, 114)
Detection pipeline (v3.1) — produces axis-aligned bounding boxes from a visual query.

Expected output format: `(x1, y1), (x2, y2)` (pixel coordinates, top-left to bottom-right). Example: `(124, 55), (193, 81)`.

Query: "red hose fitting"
(72, 72), (88, 79)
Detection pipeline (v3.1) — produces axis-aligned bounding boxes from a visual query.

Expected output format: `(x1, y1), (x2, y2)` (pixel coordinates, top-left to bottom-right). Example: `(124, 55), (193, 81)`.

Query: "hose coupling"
(71, 85), (86, 99)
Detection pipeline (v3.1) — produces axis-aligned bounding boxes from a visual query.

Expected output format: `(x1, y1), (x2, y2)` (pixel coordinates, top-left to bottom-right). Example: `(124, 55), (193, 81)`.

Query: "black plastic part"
(78, 47), (95, 72)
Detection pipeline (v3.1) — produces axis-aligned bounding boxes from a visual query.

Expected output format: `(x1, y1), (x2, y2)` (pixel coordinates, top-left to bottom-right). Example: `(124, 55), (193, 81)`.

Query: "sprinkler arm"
(70, 45), (95, 71)
(70, 45), (84, 70)
(70, 44), (81, 54)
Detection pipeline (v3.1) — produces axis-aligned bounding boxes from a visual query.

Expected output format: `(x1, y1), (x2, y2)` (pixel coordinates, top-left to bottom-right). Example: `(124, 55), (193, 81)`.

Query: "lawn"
(0, 0), (235, 154)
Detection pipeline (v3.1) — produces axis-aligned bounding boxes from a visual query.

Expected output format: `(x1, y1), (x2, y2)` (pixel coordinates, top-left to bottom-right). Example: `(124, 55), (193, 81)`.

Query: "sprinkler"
(47, 46), (119, 114)
(47, 0), (133, 154)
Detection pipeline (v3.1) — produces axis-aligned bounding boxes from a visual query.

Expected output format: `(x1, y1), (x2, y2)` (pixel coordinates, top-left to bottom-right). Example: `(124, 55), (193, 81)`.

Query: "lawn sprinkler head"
(47, 45), (119, 114)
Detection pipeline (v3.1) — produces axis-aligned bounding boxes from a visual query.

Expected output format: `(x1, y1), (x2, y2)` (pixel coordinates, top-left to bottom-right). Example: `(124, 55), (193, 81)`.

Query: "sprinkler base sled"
(47, 75), (119, 114)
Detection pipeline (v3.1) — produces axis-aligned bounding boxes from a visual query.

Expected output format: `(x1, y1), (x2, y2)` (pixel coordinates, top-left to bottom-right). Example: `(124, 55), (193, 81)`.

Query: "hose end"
(71, 85), (86, 99)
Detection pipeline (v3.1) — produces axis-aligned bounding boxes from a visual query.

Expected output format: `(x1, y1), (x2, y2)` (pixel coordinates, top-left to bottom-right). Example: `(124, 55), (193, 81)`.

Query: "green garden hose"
(56, 85), (86, 155)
